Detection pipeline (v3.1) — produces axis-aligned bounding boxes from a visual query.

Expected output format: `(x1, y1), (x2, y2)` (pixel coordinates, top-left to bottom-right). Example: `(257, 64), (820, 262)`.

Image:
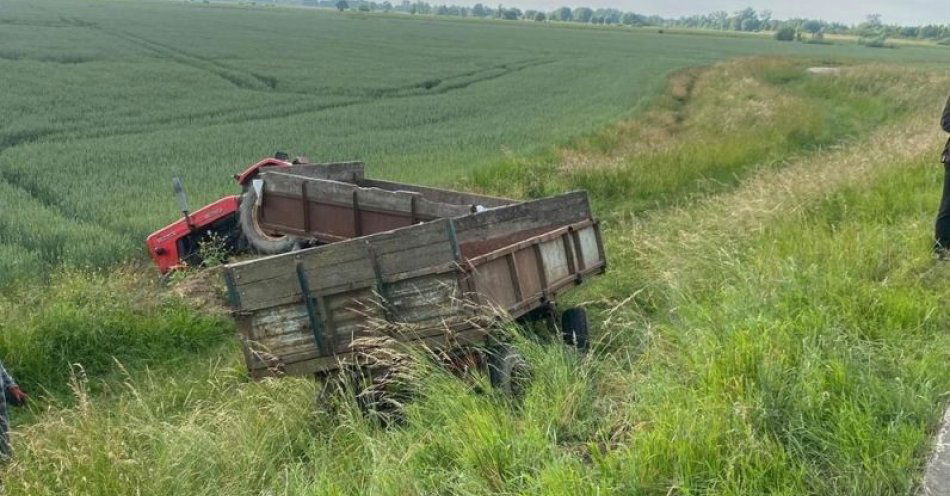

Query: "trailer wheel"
(561, 307), (589, 351)
(239, 186), (298, 255)
(488, 344), (529, 397)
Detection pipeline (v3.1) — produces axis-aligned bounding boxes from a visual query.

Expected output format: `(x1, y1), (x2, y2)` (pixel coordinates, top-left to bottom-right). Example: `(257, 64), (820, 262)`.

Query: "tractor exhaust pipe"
(172, 177), (195, 230)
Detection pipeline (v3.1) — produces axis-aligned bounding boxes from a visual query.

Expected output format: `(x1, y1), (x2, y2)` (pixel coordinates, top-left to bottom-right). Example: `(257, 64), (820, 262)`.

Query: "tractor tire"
(239, 186), (298, 255)
(488, 343), (529, 397)
(561, 307), (589, 352)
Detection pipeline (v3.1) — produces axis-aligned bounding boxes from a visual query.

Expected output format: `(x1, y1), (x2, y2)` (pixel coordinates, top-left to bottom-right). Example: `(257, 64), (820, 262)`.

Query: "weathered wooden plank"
(261, 195), (360, 239)
(260, 161), (365, 183)
(227, 243), (378, 312)
(390, 297), (460, 323)
(228, 237), (369, 283)
(387, 274), (462, 322)
(262, 172), (475, 220)
(242, 304), (317, 371)
(577, 225), (601, 271)
(470, 257), (518, 311)
(240, 303), (472, 377)
(539, 238), (570, 285)
(238, 289), (383, 371)
(263, 172), (358, 206)
(358, 178), (513, 208)
(514, 248), (542, 300)
(366, 220), (458, 278)
(226, 219), (459, 312)
(268, 326), (491, 378)
(411, 197), (472, 219)
(386, 273), (459, 298)
(231, 216), (453, 286)
(454, 191), (591, 245)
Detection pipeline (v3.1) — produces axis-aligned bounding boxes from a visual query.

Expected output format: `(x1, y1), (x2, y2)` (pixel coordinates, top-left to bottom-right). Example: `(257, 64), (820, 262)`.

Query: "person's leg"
(935, 164), (950, 253)
(0, 404), (9, 461)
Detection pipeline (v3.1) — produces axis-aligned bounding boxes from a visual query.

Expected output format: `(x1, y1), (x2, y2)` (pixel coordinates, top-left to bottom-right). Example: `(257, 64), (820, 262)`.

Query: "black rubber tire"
(488, 343), (529, 397)
(239, 187), (298, 255)
(561, 307), (589, 351)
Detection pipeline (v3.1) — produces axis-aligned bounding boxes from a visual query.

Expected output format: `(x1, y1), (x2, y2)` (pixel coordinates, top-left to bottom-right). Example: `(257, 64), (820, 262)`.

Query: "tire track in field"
(0, 56), (552, 234)
(90, 25), (277, 92)
(0, 55), (552, 269)
(315, 58), (553, 98)
(0, 166), (128, 238)
(1, 58), (555, 150)
(0, 173), (129, 269)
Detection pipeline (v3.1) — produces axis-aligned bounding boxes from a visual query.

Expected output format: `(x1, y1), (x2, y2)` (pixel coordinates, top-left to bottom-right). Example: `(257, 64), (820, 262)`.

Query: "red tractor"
(146, 153), (304, 274)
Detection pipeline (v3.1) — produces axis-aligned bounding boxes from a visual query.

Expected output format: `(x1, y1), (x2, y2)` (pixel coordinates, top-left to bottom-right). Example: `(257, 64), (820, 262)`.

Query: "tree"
(621, 12), (644, 26)
(357, 3), (370, 11)
(594, 8), (621, 24)
(471, 3), (486, 17)
(802, 20), (822, 34)
(335, 0), (348, 10)
(920, 25), (942, 39)
(412, 1), (431, 14)
(573, 7), (592, 23)
(501, 7), (520, 20)
(858, 14), (883, 36)
(381, 1), (393, 11)
(826, 22), (849, 34)
(534, 11), (545, 21)
(775, 25), (796, 41)
(711, 10), (728, 30)
(553, 6), (572, 22)
(731, 7), (759, 31)
(899, 26), (919, 38)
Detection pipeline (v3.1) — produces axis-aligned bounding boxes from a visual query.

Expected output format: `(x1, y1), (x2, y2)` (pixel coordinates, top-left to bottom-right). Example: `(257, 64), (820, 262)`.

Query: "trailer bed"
(254, 164), (513, 243)
(224, 191), (605, 378)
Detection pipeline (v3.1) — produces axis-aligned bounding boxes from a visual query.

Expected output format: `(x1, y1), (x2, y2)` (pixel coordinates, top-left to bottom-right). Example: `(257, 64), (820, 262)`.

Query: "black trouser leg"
(935, 163), (950, 252)
(0, 405), (9, 460)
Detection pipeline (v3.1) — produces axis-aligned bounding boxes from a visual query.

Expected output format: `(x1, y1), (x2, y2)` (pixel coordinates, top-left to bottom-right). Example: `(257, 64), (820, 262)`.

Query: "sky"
(513, 1), (950, 26)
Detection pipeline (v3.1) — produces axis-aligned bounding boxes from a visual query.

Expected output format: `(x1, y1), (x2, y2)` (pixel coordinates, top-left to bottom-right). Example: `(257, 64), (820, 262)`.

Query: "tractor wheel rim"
(251, 203), (286, 241)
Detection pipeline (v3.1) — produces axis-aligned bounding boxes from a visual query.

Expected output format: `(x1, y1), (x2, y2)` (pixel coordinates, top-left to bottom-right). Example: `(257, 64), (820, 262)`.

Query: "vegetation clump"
(774, 25), (796, 41)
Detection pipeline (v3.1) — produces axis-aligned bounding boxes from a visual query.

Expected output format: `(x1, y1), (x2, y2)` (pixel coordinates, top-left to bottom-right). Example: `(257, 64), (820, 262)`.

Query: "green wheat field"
(3, 0), (950, 493)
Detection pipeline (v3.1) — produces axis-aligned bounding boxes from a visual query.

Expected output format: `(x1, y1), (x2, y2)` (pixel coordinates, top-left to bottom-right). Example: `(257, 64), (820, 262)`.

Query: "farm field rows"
(4, 0), (950, 493)
(4, 56), (950, 494)
(4, 0), (950, 284)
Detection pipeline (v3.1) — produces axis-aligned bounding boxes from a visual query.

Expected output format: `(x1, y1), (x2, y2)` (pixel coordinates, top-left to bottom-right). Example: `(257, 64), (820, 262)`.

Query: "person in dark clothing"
(934, 96), (950, 253)
(0, 360), (27, 461)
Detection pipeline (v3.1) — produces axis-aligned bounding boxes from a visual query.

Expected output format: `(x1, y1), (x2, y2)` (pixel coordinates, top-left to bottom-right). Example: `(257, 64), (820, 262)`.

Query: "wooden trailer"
(223, 191), (606, 379)
(249, 162), (514, 244)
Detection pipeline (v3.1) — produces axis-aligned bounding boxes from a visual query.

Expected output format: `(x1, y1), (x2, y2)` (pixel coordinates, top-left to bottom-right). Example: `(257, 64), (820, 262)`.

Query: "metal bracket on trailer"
(295, 262), (325, 355)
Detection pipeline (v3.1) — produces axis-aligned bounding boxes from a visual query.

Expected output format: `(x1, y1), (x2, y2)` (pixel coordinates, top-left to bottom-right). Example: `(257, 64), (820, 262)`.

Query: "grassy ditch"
(2, 58), (949, 494)
(471, 58), (927, 216)
(0, 268), (231, 401)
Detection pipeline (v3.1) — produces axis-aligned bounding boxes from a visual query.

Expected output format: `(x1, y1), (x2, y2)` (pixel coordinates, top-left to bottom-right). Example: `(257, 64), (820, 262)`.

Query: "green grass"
(4, 58), (950, 493)
(4, 1), (950, 493)
(0, 269), (230, 399)
(4, 0), (950, 284)
(470, 58), (928, 216)
(5, 116), (950, 494)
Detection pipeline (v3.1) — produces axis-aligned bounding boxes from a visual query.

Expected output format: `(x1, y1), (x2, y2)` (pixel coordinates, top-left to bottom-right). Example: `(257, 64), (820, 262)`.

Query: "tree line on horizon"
(296, 0), (950, 43)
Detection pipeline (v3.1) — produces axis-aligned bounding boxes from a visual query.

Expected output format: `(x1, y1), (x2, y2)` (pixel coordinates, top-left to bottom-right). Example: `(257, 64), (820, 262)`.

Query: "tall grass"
(0, 268), (230, 397)
(471, 58), (931, 216)
(2, 60), (949, 494)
